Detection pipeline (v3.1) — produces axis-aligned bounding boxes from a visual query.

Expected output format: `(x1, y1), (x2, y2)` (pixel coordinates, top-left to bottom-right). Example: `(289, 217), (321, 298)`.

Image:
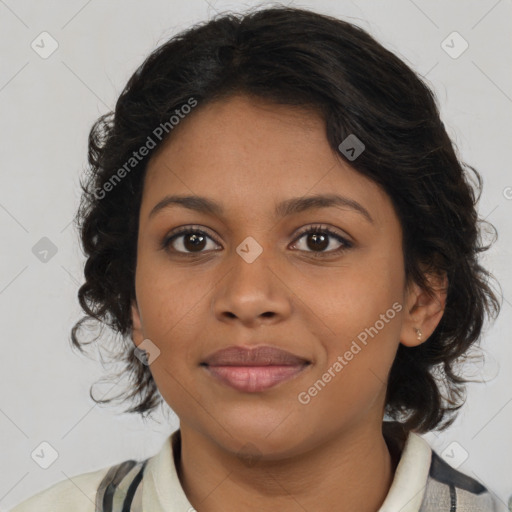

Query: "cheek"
(136, 260), (205, 332)
(291, 259), (401, 338)
(134, 269), (213, 392)
(295, 265), (403, 395)
(298, 314), (401, 425)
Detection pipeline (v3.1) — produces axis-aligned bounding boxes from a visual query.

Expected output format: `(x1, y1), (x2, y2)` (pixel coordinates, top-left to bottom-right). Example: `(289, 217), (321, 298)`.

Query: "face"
(131, 94), (437, 459)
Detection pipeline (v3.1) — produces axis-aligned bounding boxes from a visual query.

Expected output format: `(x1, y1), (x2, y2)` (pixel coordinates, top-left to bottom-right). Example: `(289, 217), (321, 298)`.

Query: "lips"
(202, 345), (309, 366)
(201, 345), (310, 393)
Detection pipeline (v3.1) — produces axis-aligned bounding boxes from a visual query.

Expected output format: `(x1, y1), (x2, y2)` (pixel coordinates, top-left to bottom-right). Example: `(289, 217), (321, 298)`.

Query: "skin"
(131, 94), (447, 512)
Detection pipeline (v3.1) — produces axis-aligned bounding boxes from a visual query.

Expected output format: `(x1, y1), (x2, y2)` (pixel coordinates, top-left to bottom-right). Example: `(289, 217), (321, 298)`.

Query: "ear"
(131, 300), (144, 347)
(399, 271), (448, 347)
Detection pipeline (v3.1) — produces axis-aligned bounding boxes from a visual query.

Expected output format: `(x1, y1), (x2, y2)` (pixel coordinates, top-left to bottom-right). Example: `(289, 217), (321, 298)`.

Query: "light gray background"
(1, 0), (511, 510)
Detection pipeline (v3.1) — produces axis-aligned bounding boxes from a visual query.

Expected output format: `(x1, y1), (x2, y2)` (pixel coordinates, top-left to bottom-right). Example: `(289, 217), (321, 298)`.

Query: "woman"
(11, 5), (501, 512)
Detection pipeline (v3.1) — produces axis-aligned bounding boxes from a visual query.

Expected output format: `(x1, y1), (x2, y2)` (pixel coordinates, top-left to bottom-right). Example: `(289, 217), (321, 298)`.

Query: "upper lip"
(201, 345), (310, 366)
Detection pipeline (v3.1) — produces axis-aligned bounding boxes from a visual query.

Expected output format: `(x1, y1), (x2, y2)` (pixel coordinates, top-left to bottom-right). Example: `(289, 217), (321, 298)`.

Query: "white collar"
(377, 431), (432, 512)
(142, 430), (191, 511)
(142, 428), (432, 512)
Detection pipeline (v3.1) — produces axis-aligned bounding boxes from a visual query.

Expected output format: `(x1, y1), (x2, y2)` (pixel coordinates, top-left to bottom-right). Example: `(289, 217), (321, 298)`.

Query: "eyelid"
(290, 224), (353, 255)
(292, 224), (353, 244)
(161, 224), (221, 250)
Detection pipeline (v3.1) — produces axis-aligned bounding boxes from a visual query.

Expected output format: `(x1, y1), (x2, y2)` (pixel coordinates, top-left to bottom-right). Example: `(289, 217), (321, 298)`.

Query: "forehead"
(141, 95), (393, 228)
(145, 94), (325, 179)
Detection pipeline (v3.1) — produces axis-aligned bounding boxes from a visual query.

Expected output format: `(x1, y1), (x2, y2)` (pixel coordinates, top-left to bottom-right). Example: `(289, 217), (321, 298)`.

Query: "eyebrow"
(148, 193), (374, 224)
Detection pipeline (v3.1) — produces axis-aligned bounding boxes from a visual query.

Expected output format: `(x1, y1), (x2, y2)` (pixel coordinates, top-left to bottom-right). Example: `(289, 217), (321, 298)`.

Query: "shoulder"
(421, 450), (497, 512)
(382, 423), (497, 512)
(9, 459), (147, 512)
(9, 466), (110, 512)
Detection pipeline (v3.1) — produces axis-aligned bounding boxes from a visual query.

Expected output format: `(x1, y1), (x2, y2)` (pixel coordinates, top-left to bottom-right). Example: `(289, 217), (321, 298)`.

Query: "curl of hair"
(71, 5), (501, 431)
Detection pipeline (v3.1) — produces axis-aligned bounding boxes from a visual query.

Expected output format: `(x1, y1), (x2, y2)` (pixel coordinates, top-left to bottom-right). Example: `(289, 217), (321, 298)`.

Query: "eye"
(161, 224), (353, 257)
(291, 225), (353, 256)
(161, 226), (220, 255)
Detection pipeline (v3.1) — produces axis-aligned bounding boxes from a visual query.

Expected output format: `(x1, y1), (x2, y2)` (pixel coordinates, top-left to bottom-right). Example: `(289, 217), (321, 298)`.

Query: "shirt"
(9, 422), (496, 511)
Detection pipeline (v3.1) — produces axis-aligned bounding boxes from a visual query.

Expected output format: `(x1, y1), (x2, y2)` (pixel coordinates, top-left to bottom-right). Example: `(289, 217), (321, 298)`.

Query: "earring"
(414, 328), (422, 340)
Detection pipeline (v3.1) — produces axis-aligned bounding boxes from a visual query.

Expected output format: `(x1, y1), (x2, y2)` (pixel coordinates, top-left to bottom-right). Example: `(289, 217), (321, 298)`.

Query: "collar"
(142, 425), (432, 512)
(142, 430), (190, 511)
(377, 426), (432, 511)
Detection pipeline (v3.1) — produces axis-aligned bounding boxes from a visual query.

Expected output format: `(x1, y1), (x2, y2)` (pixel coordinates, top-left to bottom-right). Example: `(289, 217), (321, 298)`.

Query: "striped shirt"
(10, 423), (496, 511)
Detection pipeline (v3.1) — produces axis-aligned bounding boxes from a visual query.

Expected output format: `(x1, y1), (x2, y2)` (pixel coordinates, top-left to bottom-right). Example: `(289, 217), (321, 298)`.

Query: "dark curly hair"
(71, 5), (501, 433)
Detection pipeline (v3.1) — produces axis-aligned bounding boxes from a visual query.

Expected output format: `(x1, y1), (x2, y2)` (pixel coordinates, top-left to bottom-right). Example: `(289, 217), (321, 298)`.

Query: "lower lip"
(204, 365), (308, 392)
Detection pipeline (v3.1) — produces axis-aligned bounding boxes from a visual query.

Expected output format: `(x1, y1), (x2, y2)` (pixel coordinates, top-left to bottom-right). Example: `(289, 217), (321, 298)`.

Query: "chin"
(207, 410), (314, 460)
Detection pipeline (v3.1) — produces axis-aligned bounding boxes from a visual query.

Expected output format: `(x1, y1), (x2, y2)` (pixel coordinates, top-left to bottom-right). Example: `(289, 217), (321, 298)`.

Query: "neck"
(176, 422), (399, 512)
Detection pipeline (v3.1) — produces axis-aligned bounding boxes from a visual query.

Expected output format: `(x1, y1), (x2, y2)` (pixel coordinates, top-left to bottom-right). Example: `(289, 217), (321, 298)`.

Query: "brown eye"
(291, 226), (353, 256)
(305, 232), (329, 251)
(162, 228), (220, 254)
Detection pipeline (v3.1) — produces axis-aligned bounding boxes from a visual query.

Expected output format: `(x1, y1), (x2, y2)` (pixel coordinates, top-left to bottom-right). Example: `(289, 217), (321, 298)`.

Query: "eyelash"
(161, 224), (353, 258)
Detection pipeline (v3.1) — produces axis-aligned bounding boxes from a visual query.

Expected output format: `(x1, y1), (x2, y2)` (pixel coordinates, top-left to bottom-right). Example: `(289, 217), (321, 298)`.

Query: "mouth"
(201, 345), (311, 393)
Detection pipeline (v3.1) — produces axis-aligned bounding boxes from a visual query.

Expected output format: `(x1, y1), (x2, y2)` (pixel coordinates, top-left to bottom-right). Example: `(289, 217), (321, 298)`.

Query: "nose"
(211, 248), (292, 327)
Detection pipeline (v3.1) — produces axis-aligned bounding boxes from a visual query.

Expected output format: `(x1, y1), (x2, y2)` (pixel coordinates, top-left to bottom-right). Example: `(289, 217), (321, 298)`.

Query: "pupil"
(185, 233), (206, 252)
(309, 233), (328, 251)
